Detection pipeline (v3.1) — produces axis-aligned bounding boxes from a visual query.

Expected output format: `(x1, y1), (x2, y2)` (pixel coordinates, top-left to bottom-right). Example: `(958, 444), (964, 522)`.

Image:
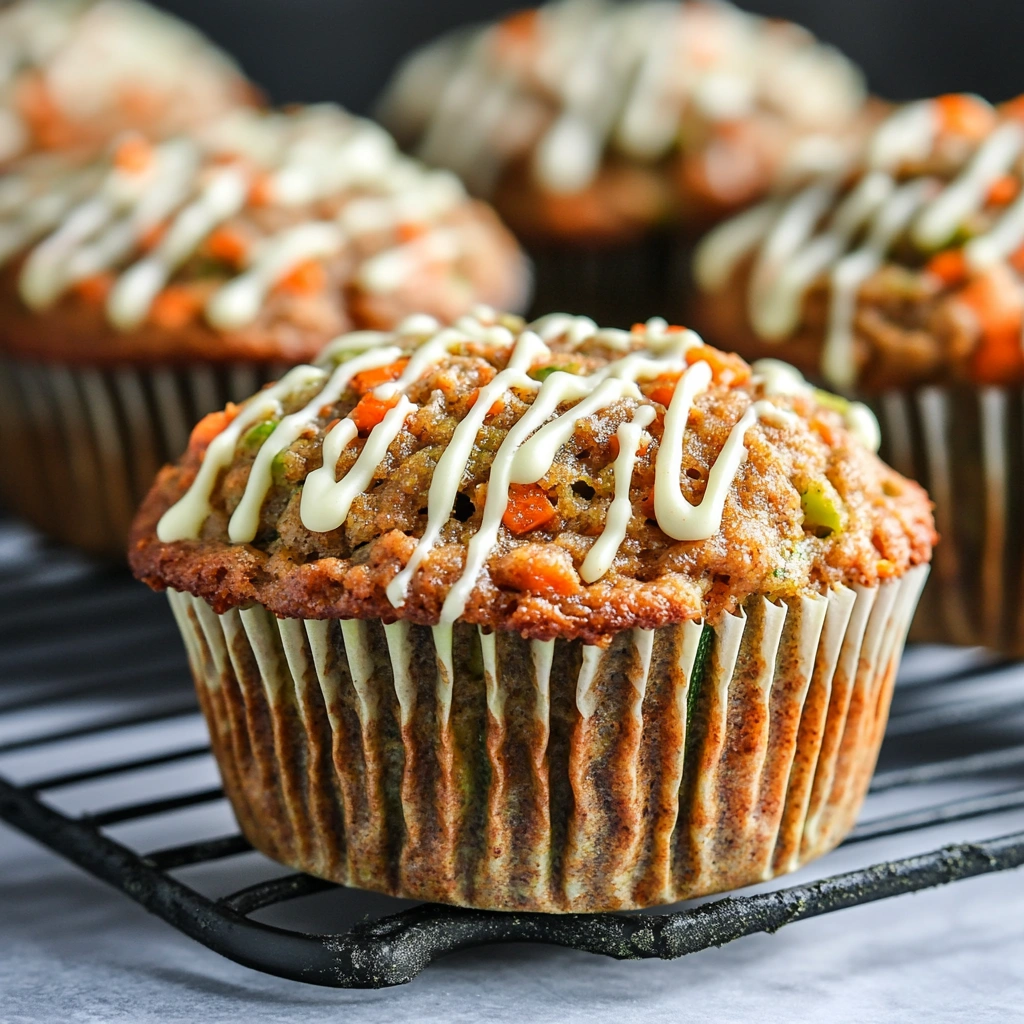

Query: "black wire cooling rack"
(0, 518), (1023, 989)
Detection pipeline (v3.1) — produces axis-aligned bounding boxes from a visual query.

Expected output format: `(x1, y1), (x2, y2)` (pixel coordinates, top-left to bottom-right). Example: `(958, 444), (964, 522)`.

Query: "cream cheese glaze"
(695, 95), (1024, 388)
(379, 0), (866, 197)
(156, 308), (880, 620)
(0, 104), (475, 330)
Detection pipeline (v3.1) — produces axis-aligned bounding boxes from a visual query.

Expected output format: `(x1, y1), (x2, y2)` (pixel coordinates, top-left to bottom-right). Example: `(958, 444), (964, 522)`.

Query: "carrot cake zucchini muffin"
(130, 308), (933, 913)
(379, 0), (874, 325)
(692, 93), (1024, 652)
(0, 105), (529, 554)
(0, 0), (257, 164)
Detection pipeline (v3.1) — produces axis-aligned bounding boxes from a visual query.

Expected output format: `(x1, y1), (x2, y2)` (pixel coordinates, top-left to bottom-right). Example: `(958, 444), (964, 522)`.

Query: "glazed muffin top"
(378, 0), (870, 241)
(0, 105), (530, 365)
(693, 93), (1024, 391)
(130, 308), (935, 644)
(0, 0), (256, 164)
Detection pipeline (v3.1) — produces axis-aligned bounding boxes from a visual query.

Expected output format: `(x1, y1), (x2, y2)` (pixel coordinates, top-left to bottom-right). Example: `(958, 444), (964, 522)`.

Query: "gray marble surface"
(2, 713), (1023, 1023)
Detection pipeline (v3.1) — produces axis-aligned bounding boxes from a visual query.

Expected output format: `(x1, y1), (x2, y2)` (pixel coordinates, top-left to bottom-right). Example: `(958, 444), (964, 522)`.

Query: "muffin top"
(0, 105), (529, 365)
(694, 93), (1024, 391)
(130, 308), (935, 643)
(0, 0), (256, 164)
(379, 0), (870, 241)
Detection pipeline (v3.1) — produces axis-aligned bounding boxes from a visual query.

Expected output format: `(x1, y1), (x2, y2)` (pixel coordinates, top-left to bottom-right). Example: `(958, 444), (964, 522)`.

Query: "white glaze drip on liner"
(1, 105), (471, 330)
(157, 311), (875, 617)
(694, 96), (1024, 388)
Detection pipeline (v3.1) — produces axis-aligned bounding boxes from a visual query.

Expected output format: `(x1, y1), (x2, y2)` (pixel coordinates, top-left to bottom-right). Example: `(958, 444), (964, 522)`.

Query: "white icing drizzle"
(156, 364), (328, 542)
(579, 404), (655, 583)
(911, 121), (1024, 250)
(1, 104), (475, 329)
(108, 167), (248, 329)
(695, 96), (1024, 388)
(381, 0), (866, 196)
(159, 312), (869, 618)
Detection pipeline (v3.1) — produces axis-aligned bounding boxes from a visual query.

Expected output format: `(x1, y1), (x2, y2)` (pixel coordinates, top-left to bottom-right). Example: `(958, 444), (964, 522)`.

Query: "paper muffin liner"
(873, 385), (1024, 654)
(167, 563), (927, 914)
(0, 355), (288, 557)
(526, 234), (694, 329)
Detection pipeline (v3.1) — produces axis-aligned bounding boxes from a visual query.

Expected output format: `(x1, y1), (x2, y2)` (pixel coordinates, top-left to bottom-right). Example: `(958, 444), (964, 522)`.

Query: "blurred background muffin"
(130, 309), (933, 912)
(0, 104), (529, 555)
(690, 93), (1024, 653)
(377, 0), (875, 325)
(0, 0), (258, 164)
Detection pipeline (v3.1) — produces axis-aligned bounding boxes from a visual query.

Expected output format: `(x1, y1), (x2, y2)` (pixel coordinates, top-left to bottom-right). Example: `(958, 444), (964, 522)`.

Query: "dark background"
(153, 0), (1021, 116)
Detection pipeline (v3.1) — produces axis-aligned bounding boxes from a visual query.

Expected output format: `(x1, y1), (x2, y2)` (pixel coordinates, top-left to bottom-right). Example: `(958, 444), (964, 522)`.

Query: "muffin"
(692, 92), (1024, 652)
(0, 104), (530, 556)
(378, 0), (874, 326)
(0, 0), (258, 164)
(130, 308), (933, 913)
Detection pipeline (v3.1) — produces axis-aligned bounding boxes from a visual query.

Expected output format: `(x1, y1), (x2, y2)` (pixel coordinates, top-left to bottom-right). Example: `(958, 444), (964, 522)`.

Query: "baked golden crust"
(130, 313), (935, 643)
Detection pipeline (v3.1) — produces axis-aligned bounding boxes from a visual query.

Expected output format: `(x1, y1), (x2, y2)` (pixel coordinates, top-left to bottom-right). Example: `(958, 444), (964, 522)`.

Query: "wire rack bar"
(1, 774), (1021, 988)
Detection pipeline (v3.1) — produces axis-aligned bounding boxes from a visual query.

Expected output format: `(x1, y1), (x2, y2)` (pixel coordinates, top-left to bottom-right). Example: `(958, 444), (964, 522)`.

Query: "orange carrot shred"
(248, 172), (275, 207)
(206, 226), (249, 266)
(684, 345), (751, 386)
(113, 135), (154, 175)
(350, 393), (398, 432)
(396, 221), (429, 243)
(988, 174), (1019, 206)
(936, 94), (997, 140)
(277, 259), (327, 296)
(72, 273), (114, 304)
(189, 405), (238, 450)
(926, 249), (968, 287)
(150, 285), (202, 329)
(350, 359), (409, 396)
(502, 483), (556, 535)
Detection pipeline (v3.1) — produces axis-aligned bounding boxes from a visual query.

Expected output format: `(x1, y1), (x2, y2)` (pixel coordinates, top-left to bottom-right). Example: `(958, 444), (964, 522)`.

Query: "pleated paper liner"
(526, 233), (694, 329)
(873, 385), (1024, 655)
(0, 356), (288, 557)
(167, 563), (927, 914)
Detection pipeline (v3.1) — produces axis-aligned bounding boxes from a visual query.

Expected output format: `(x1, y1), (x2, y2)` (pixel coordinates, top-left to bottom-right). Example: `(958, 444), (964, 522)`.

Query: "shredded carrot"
(72, 273), (114, 304)
(396, 221), (429, 243)
(936, 94), (997, 140)
(488, 397), (505, 417)
(350, 393), (398, 432)
(646, 373), (681, 407)
(189, 405), (238, 450)
(876, 558), (898, 579)
(150, 285), (203, 329)
(205, 226), (249, 266)
(248, 172), (275, 207)
(113, 135), (154, 175)
(811, 416), (836, 447)
(277, 259), (327, 296)
(351, 358), (409, 396)
(495, 8), (540, 52)
(957, 266), (1024, 383)
(685, 344), (751, 386)
(1001, 95), (1024, 123)
(502, 483), (556, 535)
(925, 248), (968, 287)
(988, 174), (1019, 206)
(140, 221), (167, 252)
